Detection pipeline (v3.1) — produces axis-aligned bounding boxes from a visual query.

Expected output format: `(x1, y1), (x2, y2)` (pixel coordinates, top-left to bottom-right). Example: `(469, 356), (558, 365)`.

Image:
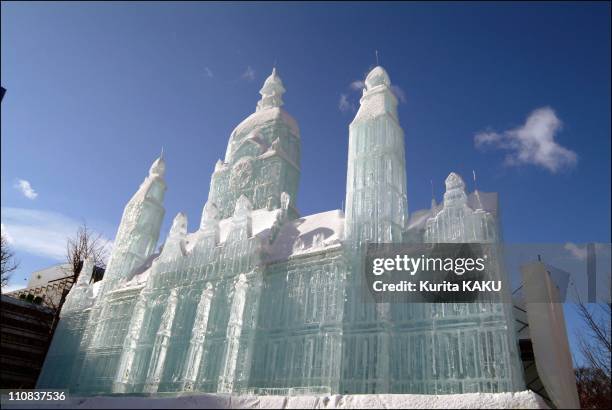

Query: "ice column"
(180, 283), (214, 391)
(342, 66), (408, 393)
(143, 288), (179, 393)
(217, 272), (263, 393)
(345, 66), (408, 243)
(218, 274), (248, 393)
(112, 289), (151, 393)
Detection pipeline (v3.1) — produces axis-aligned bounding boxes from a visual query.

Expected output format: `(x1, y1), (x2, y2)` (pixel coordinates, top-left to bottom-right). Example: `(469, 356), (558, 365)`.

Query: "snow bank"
(2, 391), (547, 409)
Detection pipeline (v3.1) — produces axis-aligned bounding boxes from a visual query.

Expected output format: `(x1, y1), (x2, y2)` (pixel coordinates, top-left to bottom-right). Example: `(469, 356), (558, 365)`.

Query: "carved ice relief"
(230, 157), (254, 189)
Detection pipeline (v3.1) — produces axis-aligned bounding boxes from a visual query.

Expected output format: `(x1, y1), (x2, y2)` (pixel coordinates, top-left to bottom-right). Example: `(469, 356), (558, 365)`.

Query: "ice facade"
(37, 66), (524, 395)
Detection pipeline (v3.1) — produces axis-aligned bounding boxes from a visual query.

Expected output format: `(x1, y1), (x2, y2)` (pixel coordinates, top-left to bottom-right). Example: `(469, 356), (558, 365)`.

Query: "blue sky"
(1, 2), (610, 365)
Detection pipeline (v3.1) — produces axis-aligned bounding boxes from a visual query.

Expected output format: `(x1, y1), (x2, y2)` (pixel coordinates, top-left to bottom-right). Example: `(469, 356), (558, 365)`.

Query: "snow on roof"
(231, 107), (299, 141)
(223, 208), (281, 243)
(267, 209), (345, 263)
(115, 192), (495, 290)
(120, 209), (345, 290)
(182, 208), (283, 253)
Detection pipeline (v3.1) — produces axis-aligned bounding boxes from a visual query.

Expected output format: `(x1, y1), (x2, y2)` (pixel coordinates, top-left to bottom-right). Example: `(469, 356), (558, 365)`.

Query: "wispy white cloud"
(564, 242), (587, 261)
(339, 94), (355, 113)
(391, 85), (407, 103)
(1, 282), (27, 294)
(15, 179), (38, 199)
(474, 107), (577, 173)
(204, 67), (214, 78)
(241, 66), (256, 81)
(1, 223), (13, 244)
(1, 207), (112, 261)
(350, 80), (365, 91)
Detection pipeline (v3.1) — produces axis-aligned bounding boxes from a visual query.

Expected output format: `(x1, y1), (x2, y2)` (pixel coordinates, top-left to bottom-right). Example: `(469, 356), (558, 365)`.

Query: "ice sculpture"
(37, 66), (524, 396)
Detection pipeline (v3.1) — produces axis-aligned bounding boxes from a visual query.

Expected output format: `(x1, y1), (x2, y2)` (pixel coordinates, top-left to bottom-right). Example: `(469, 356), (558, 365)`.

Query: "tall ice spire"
(344, 65), (408, 243)
(101, 154), (167, 289)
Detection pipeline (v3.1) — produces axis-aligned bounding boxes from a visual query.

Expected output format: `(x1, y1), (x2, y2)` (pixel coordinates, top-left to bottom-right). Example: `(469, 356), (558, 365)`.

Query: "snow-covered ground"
(1, 391), (548, 409)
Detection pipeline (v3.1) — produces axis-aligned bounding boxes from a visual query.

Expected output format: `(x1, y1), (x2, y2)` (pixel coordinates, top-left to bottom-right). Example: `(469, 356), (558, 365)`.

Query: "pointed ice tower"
(209, 68), (301, 219)
(345, 66), (408, 243)
(101, 154), (167, 290)
(341, 66), (409, 394)
(424, 172), (497, 243)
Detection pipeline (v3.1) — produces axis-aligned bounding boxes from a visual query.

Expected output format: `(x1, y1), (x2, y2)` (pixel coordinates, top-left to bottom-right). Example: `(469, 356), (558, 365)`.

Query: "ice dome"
(365, 66), (391, 89)
(224, 68), (299, 163)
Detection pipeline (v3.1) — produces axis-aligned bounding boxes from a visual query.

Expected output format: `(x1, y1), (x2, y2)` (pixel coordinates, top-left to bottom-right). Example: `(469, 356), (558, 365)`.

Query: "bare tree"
(1, 233), (19, 288)
(575, 301), (612, 409)
(65, 222), (109, 282)
(42, 222), (109, 312)
(576, 301), (611, 377)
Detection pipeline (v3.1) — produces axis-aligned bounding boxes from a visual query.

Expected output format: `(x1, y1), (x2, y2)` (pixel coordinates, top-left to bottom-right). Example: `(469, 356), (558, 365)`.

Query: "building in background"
(0, 295), (55, 388)
(6, 263), (104, 310)
(0, 263), (105, 389)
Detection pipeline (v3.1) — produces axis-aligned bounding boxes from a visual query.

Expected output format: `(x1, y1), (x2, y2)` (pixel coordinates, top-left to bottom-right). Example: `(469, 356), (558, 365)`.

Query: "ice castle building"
(37, 66), (525, 395)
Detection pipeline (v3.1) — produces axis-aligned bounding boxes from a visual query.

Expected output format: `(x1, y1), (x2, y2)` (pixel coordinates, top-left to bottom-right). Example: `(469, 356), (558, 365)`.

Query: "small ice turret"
(227, 195), (253, 242)
(256, 67), (285, 111)
(159, 212), (188, 260)
(62, 257), (96, 314)
(195, 201), (221, 248)
(424, 172), (497, 243)
(101, 153), (167, 289)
